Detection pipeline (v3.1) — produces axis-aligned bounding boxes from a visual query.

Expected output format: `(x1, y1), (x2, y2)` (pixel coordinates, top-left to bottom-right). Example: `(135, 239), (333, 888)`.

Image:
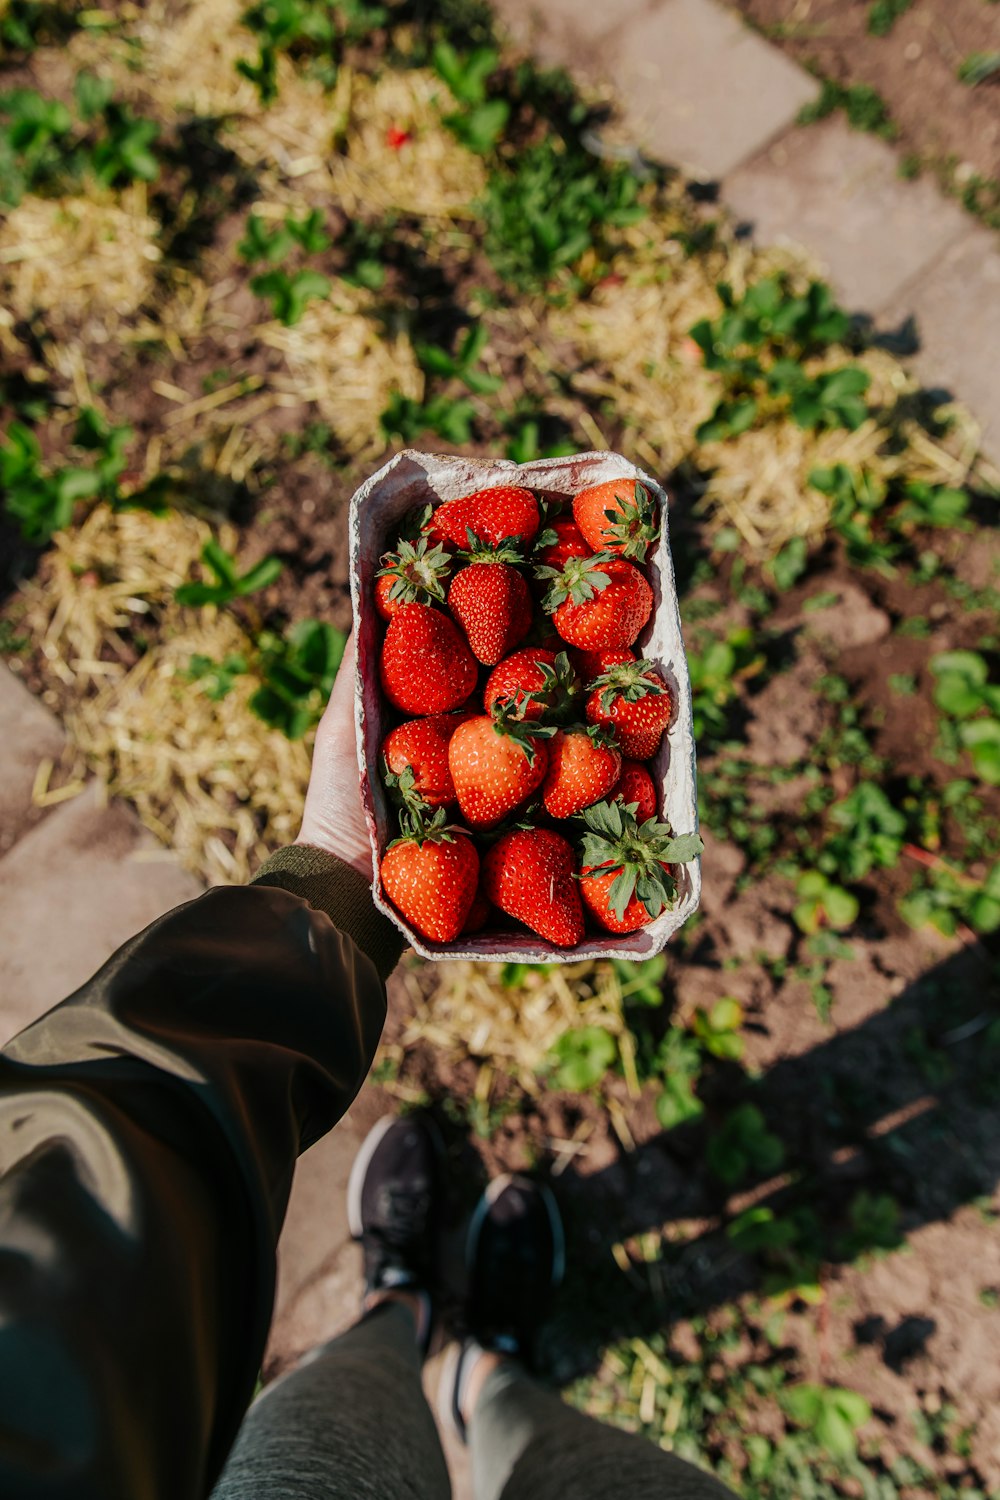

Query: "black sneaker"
(466, 1174), (565, 1362)
(347, 1113), (443, 1322)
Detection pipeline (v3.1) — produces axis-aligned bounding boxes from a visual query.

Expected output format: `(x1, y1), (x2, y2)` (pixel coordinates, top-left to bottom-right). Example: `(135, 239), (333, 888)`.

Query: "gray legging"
(210, 1302), (735, 1500)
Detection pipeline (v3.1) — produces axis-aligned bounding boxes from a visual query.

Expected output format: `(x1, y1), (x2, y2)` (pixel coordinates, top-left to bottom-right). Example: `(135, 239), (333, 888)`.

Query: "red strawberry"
(374, 537), (451, 620)
(537, 554), (652, 651)
(573, 478), (659, 561)
(380, 809), (480, 943)
(542, 727), (622, 819)
(448, 708), (552, 827)
(570, 646), (635, 686)
(613, 759), (658, 822)
(586, 659), (672, 759)
(484, 648), (580, 724)
(461, 886), (493, 934)
(483, 827), (584, 947)
(427, 485), (540, 550)
(380, 603), (477, 715)
(382, 712), (470, 810)
(578, 800), (702, 933)
(448, 542), (532, 665)
(535, 516), (589, 571)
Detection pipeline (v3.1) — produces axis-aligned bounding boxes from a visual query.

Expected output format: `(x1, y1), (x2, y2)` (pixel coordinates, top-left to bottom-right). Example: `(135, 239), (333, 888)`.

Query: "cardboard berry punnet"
(348, 449), (701, 963)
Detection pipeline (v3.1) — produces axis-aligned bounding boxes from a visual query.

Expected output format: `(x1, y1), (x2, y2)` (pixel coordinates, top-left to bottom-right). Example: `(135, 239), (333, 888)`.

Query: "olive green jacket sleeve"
(0, 846), (404, 1500)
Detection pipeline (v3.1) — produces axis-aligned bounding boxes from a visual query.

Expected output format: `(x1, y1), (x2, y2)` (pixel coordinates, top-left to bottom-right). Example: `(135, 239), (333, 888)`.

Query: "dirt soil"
(729, 0), (1000, 183)
(379, 520), (1000, 1486)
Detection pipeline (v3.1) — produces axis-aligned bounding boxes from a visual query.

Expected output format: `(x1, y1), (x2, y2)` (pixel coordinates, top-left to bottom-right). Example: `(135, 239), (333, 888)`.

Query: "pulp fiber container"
(348, 449), (700, 963)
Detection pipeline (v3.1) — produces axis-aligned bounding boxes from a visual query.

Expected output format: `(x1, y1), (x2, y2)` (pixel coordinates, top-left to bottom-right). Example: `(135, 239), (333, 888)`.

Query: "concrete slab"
(0, 665), (66, 855)
(725, 118), (971, 312)
(610, 0), (819, 180)
(0, 782), (202, 1044)
(492, 0), (653, 46)
(879, 225), (1000, 462)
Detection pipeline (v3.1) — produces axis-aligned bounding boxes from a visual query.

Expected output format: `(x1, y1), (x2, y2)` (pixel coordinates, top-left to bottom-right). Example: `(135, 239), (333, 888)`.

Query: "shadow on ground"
(542, 940), (1000, 1377)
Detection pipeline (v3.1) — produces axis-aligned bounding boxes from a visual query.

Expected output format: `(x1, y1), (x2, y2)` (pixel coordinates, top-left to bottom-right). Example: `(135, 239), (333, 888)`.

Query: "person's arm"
(0, 637), (400, 1499)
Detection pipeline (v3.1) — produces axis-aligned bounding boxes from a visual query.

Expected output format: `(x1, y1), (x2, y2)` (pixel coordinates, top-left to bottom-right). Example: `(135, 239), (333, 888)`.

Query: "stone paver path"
(496, 0), (1000, 459)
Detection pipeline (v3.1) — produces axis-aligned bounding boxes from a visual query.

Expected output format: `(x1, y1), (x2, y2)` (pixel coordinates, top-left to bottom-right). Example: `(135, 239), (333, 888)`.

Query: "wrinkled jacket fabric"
(0, 846), (403, 1500)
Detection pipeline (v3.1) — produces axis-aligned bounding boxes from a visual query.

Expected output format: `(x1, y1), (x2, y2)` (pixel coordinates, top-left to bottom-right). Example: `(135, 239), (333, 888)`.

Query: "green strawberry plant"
(381, 390), (477, 446)
(781, 1384), (872, 1460)
(793, 871), (859, 935)
(250, 620), (346, 739)
(1, 408), (134, 542)
(251, 268), (331, 325)
(930, 651), (1000, 785)
(899, 862), (1000, 937)
(707, 1102), (785, 1186)
(480, 136), (646, 291)
(0, 81), (159, 206)
(175, 540), (284, 607)
(416, 325), (502, 395)
(186, 653), (249, 701)
(691, 277), (871, 442)
(546, 1025), (618, 1091)
(237, 0), (387, 100)
(819, 782), (906, 882)
(687, 627), (766, 745)
(432, 39), (509, 153)
(691, 997), (744, 1060)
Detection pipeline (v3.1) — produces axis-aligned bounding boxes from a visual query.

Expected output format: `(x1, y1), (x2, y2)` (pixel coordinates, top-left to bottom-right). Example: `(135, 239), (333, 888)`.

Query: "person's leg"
(447, 1175), (735, 1500)
(213, 1112), (451, 1500)
(212, 1299), (450, 1500)
(469, 1358), (734, 1500)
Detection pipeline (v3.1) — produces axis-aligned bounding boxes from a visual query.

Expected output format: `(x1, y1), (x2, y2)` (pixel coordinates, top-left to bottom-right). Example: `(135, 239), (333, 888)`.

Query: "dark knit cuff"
(251, 845), (406, 983)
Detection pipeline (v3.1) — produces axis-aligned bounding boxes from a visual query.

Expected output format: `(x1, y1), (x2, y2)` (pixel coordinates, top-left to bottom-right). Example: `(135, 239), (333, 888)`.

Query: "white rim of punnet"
(348, 449), (701, 964)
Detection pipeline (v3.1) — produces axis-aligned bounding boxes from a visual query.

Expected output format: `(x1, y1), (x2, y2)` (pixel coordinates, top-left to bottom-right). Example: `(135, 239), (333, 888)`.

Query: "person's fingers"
(314, 630), (356, 753)
(296, 630), (373, 876)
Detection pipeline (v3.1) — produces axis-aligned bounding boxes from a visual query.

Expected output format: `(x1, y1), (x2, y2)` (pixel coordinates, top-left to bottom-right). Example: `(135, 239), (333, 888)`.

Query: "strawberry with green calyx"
(534, 516), (590, 571)
(375, 536), (451, 620)
(448, 703), (555, 827)
(542, 725), (622, 819)
(483, 827), (584, 947)
(382, 711), (470, 811)
(570, 646), (635, 687)
(536, 553), (652, 651)
(585, 659), (672, 759)
(426, 485), (540, 550)
(380, 806), (480, 943)
(573, 478), (660, 561)
(613, 759), (658, 822)
(484, 648), (581, 725)
(380, 602), (477, 715)
(447, 534), (532, 665)
(578, 800), (703, 933)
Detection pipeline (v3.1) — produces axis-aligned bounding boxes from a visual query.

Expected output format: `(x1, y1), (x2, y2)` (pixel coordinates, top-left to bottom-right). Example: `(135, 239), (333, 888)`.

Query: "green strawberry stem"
(578, 799), (703, 920)
(535, 551), (616, 612)
(592, 658), (667, 712)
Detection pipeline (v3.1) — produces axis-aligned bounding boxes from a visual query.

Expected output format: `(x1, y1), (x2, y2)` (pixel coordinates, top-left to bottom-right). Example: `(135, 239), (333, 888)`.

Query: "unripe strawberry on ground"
(447, 540), (532, 665)
(380, 808), (480, 943)
(483, 827), (584, 947)
(577, 800), (702, 934)
(542, 727), (622, 819)
(613, 759), (658, 822)
(380, 602), (477, 715)
(448, 707), (553, 827)
(585, 659), (672, 759)
(537, 554), (652, 651)
(573, 478), (659, 561)
(484, 648), (581, 724)
(426, 485), (540, 550)
(382, 712), (471, 810)
(374, 537), (451, 619)
(534, 516), (589, 571)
